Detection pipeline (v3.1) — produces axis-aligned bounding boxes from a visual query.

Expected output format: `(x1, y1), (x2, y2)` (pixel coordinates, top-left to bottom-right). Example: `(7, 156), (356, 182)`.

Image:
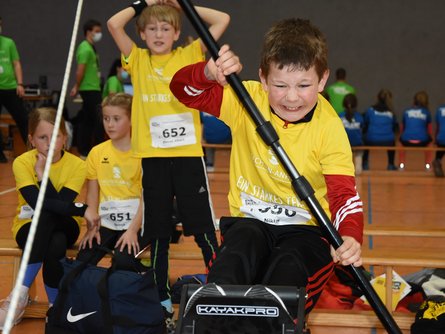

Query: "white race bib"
(18, 205), (34, 220)
(240, 192), (311, 226)
(149, 112), (196, 148)
(99, 199), (139, 231)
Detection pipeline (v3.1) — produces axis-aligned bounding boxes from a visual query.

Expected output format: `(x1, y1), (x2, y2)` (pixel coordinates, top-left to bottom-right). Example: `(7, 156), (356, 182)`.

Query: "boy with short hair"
(107, 0), (229, 329)
(170, 18), (363, 314)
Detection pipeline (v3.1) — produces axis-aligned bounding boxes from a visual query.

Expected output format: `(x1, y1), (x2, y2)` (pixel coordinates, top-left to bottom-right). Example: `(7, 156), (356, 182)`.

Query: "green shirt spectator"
(0, 35), (20, 89)
(102, 59), (128, 98)
(102, 76), (123, 98)
(0, 17), (28, 163)
(70, 19), (104, 158)
(76, 40), (101, 91)
(326, 68), (356, 114)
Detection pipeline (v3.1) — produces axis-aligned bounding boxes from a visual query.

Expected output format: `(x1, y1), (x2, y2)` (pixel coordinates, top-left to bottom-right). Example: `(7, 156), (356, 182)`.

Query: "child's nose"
(286, 89), (299, 102)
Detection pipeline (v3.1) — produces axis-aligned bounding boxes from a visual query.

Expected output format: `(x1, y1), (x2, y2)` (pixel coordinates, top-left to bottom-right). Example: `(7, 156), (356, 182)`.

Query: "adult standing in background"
(70, 19), (104, 159)
(0, 16), (28, 163)
(326, 68), (356, 114)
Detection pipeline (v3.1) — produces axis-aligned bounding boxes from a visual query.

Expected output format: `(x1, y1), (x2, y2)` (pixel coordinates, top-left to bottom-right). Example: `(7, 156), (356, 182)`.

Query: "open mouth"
(283, 105), (301, 112)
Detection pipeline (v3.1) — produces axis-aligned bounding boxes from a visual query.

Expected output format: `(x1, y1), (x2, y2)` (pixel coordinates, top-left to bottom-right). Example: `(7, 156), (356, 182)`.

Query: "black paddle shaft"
(177, 1), (402, 333)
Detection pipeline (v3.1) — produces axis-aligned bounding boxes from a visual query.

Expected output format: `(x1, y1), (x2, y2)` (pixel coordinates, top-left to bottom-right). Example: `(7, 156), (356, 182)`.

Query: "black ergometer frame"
(177, 1), (402, 333)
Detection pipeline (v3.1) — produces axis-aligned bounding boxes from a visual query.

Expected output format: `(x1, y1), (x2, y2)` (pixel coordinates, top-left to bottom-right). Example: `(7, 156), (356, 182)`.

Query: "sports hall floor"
(1, 148), (444, 333)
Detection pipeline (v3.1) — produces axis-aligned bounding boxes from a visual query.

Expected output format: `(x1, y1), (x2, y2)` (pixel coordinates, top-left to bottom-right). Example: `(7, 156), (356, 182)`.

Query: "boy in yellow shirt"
(107, 0), (230, 329)
(170, 18), (363, 315)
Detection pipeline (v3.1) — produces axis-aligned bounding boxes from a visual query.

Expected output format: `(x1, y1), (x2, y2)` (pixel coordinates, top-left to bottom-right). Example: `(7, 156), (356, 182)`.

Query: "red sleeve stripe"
(184, 85), (204, 97)
(333, 192), (363, 230)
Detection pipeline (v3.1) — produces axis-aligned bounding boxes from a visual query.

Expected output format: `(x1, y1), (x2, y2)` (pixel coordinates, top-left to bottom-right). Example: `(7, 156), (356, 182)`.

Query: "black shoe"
(433, 159), (444, 177)
(0, 151), (7, 163)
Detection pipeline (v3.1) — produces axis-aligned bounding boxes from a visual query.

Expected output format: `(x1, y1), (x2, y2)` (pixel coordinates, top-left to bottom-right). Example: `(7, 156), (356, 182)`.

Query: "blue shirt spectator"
(339, 111), (364, 146)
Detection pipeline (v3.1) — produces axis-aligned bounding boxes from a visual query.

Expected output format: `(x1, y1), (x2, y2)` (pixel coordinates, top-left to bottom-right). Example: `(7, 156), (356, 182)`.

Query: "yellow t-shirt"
(12, 150), (87, 238)
(87, 140), (142, 201)
(86, 140), (142, 230)
(219, 81), (354, 227)
(122, 40), (205, 158)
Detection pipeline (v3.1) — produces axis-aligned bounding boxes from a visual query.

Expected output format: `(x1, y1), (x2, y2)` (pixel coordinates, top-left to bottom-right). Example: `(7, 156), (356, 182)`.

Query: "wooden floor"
(1, 148), (444, 333)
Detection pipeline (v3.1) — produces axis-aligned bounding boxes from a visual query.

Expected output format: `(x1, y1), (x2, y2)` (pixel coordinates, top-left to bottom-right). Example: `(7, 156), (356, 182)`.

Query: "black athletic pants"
(207, 218), (334, 313)
(141, 157), (218, 301)
(77, 90), (103, 156)
(76, 226), (149, 272)
(363, 139), (396, 166)
(0, 89), (28, 151)
(15, 211), (80, 288)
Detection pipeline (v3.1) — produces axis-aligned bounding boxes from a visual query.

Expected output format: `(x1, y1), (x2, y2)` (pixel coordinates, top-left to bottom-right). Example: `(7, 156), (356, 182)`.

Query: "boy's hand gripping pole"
(177, 1), (403, 333)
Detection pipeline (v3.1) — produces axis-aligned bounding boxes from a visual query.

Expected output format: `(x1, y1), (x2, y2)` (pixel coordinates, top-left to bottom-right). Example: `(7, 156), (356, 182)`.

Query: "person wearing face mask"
(0, 16), (28, 163)
(102, 58), (129, 98)
(70, 19), (104, 159)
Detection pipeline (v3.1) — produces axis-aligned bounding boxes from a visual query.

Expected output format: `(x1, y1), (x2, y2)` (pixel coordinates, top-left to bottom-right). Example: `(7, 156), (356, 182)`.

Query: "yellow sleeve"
(64, 156), (87, 193)
(12, 152), (37, 190)
(86, 146), (99, 180)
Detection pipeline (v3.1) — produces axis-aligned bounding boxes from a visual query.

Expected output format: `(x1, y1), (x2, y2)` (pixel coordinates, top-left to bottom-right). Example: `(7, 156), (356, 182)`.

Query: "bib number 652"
(162, 127), (186, 138)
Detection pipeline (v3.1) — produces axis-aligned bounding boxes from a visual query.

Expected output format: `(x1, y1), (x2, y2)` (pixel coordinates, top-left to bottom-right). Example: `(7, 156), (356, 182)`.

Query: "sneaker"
(0, 293), (31, 329)
(387, 164), (398, 171)
(163, 307), (176, 334)
(433, 159), (444, 177)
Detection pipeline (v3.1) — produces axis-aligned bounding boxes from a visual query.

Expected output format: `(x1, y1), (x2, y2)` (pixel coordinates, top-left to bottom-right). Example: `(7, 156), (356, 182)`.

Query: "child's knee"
(208, 249), (252, 284)
(262, 249), (308, 286)
(47, 233), (68, 259)
(113, 250), (142, 272)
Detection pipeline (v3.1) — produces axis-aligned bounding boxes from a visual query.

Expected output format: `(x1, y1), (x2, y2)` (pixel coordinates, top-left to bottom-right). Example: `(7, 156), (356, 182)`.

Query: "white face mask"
(92, 32), (102, 43)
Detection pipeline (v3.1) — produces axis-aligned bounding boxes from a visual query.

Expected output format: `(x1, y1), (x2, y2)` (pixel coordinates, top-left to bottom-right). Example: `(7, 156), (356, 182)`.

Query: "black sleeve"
(44, 180), (61, 199)
(19, 184), (87, 217)
(42, 180), (79, 203)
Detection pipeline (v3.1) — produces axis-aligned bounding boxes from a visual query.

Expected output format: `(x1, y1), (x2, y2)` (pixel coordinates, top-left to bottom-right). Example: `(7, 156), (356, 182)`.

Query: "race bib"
(240, 192), (311, 226)
(99, 199), (139, 231)
(149, 112), (196, 148)
(18, 205), (34, 220)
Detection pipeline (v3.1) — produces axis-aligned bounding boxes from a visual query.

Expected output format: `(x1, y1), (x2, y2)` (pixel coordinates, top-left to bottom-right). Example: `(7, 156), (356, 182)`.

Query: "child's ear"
(174, 29), (181, 42)
(28, 134), (34, 147)
(318, 69), (330, 92)
(259, 69), (268, 91)
(139, 30), (146, 41)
